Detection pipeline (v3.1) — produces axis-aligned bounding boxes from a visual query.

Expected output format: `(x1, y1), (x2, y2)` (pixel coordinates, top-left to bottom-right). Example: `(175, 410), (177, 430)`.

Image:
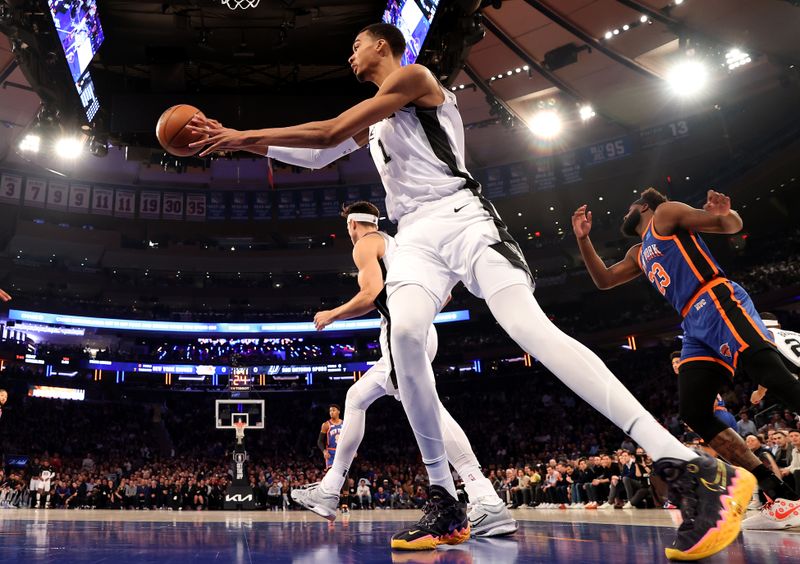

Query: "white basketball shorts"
(385, 190), (534, 308)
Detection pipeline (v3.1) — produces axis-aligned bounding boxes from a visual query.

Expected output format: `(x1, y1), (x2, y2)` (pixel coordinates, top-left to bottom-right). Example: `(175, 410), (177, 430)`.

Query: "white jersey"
(368, 72), (479, 223)
(769, 328), (800, 370)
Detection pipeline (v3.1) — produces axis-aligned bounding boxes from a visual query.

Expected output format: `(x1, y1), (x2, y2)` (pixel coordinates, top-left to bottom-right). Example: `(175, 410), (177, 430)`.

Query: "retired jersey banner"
(68, 184), (91, 212)
(46, 181), (69, 210)
(162, 192), (184, 220)
(0, 174), (23, 204)
(230, 192), (250, 220)
(114, 189), (136, 218)
(185, 193), (206, 221)
(91, 187), (114, 215)
(24, 178), (47, 208)
(206, 192), (226, 220)
(139, 191), (161, 219)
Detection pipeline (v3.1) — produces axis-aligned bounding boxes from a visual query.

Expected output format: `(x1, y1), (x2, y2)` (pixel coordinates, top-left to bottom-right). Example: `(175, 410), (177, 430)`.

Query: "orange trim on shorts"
(723, 281), (771, 342)
(706, 284), (747, 349)
(680, 278), (728, 317)
(678, 356), (735, 375)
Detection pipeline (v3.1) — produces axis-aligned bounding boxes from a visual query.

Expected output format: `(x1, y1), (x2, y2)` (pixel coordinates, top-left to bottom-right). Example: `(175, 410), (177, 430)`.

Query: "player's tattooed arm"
(654, 190), (743, 236)
(572, 205), (642, 289)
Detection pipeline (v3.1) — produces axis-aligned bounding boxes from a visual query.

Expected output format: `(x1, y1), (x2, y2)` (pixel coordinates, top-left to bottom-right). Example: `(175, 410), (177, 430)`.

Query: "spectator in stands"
(373, 486), (390, 509)
(511, 468), (531, 508)
(773, 430), (794, 470)
(784, 429), (800, 490)
(356, 478), (372, 509)
(736, 410), (758, 437)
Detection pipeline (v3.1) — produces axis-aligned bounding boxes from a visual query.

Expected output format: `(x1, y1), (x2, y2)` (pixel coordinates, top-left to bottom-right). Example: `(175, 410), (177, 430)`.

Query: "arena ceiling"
(0, 0), (799, 235)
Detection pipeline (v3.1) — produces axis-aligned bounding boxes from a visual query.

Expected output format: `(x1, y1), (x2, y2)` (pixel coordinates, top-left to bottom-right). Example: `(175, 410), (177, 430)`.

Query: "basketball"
(155, 104), (208, 157)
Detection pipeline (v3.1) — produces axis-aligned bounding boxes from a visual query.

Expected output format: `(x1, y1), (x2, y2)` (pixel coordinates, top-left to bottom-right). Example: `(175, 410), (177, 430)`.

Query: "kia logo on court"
(225, 494), (253, 503)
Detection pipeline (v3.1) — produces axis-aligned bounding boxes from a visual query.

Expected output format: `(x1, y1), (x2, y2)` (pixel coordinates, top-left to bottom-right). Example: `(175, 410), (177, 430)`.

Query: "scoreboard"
(229, 367), (256, 392)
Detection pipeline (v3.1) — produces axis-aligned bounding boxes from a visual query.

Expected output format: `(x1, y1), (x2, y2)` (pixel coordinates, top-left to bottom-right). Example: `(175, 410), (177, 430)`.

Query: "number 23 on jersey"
(648, 262), (671, 295)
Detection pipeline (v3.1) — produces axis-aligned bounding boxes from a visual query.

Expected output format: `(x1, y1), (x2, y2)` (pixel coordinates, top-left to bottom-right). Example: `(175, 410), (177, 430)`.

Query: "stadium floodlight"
(666, 60), (709, 96)
(528, 111), (562, 139)
(725, 48), (751, 70)
(18, 134), (40, 153)
(55, 137), (83, 159)
(579, 105), (596, 121)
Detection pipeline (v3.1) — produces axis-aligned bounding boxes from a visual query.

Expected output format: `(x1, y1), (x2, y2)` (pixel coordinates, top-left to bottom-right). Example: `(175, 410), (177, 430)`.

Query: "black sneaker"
(655, 454), (755, 561)
(391, 485), (470, 550)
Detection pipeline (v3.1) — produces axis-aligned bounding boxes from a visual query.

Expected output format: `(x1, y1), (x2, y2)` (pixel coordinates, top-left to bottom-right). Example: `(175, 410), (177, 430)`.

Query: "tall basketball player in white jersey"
(291, 201), (516, 538)
(188, 23), (754, 558)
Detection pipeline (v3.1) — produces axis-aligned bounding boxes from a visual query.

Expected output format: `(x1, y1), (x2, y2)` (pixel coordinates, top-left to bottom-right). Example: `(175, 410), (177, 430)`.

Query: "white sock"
(440, 404), (500, 502)
(320, 371), (387, 496)
(485, 283), (696, 463)
(388, 285), (457, 498)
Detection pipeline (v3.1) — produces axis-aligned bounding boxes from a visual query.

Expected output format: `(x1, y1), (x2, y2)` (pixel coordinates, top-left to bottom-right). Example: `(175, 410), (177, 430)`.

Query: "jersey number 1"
(377, 139), (392, 164)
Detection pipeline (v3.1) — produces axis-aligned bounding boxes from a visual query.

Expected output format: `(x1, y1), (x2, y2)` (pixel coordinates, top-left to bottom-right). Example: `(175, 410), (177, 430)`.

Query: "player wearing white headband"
(292, 200), (517, 537)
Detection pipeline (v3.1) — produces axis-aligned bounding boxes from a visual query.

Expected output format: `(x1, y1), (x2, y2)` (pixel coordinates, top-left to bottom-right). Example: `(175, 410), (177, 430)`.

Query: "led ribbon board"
(9, 309), (469, 334)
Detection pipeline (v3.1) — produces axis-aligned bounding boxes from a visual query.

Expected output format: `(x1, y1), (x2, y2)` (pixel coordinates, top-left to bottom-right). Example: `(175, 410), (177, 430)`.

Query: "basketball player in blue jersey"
(188, 24), (755, 558)
(292, 201), (516, 537)
(573, 188), (800, 530)
(319, 404), (343, 470)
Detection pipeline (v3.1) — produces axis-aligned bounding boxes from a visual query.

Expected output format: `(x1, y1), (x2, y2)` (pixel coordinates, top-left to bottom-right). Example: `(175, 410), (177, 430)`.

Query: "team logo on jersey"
(719, 343), (732, 358)
(694, 299), (707, 312)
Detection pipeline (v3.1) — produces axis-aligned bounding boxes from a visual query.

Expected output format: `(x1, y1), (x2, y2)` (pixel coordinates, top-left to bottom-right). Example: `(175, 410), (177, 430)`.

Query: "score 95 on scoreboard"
(229, 367), (255, 392)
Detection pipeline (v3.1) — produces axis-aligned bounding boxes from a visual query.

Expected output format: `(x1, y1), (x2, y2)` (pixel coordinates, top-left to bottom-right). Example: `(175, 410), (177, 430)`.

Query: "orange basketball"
(155, 104), (208, 157)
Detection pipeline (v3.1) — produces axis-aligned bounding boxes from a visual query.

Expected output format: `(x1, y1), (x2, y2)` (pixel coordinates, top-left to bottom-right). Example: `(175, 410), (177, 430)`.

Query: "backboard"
(215, 399), (265, 429)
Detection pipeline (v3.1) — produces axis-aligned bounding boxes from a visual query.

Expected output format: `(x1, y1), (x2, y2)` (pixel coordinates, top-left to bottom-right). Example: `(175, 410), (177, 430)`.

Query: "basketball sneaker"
(741, 498), (800, 530)
(467, 496), (518, 537)
(391, 485), (470, 550)
(290, 482), (339, 522)
(654, 455), (755, 561)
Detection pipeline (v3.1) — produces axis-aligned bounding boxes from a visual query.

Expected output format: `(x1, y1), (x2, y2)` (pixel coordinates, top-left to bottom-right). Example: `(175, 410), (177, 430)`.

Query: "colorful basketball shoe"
(654, 455), (755, 561)
(742, 498), (800, 530)
(391, 485), (470, 550)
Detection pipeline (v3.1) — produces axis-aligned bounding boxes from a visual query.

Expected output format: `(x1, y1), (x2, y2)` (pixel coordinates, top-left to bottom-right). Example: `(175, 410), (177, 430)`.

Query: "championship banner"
(252, 192), (271, 220)
(68, 184), (91, 212)
(91, 187), (114, 215)
(0, 173), (23, 204)
(185, 193), (206, 222)
(23, 178), (47, 208)
(320, 188), (340, 218)
(114, 189), (136, 218)
(276, 190), (297, 219)
(297, 190), (318, 219)
(162, 192), (184, 220)
(230, 192), (250, 220)
(139, 191), (161, 220)
(46, 180), (69, 211)
(207, 192), (227, 220)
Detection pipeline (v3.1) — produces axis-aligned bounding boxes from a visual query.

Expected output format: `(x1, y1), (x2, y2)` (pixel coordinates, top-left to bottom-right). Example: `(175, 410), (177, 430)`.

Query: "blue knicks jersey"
(326, 420), (342, 451)
(638, 218), (725, 315)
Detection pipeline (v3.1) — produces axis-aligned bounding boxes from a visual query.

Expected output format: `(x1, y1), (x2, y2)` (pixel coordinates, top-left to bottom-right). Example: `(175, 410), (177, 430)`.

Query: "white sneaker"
(622, 501), (633, 509)
(468, 496), (519, 537)
(742, 498), (800, 530)
(598, 502), (613, 510)
(290, 482), (339, 522)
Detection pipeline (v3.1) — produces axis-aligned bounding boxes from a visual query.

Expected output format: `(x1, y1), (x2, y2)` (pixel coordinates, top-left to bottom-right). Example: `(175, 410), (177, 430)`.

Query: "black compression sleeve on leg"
(677, 362), (730, 442)
(742, 348), (800, 413)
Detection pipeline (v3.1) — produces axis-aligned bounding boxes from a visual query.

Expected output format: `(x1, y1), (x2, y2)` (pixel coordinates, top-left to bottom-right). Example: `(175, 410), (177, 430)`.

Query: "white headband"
(347, 213), (379, 225)
(762, 319), (780, 329)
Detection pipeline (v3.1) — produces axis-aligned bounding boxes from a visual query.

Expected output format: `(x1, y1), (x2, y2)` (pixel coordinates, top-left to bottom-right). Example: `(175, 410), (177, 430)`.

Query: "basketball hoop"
(221, 0), (261, 9)
(234, 420), (247, 443)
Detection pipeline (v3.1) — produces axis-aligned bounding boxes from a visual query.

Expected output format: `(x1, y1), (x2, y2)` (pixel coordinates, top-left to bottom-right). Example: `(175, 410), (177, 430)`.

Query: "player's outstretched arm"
(654, 190), (743, 236)
(572, 205), (642, 289)
(313, 235), (384, 330)
(187, 64), (436, 156)
(0, 288), (10, 302)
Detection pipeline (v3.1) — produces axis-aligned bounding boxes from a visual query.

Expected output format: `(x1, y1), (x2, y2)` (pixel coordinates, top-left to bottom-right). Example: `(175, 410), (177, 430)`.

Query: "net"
(221, 0), (261, 9)
(234, 421), (247, 441)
